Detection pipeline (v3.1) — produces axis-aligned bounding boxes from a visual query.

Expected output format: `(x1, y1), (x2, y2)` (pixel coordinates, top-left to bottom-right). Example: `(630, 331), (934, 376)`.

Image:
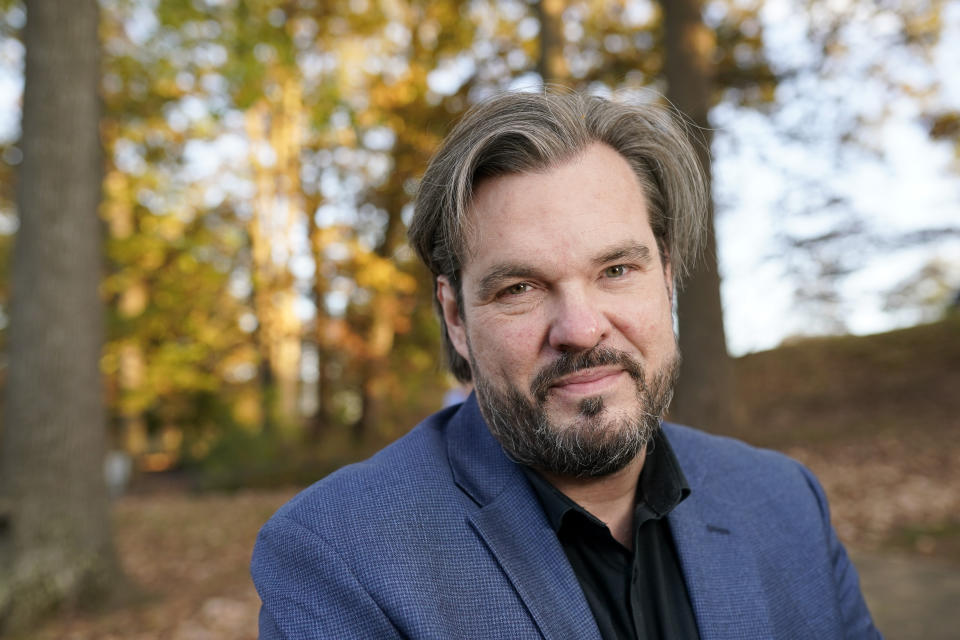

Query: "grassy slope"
(729, 314), (960, 449)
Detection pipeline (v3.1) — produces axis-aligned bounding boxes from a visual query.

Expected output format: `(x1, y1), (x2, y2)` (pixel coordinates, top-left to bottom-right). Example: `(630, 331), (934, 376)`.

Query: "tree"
(537, 0), (566, 83)
(98, 0), (262, 462)
(313, 0), (475, 441)
(244, 75), (307, 429)
(661, 0), (735, 432)
(0, 0), (118, 631)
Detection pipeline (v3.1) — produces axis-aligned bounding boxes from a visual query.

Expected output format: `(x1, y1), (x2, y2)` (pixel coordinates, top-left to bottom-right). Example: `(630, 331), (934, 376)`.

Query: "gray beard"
(471, 345), (679, 479)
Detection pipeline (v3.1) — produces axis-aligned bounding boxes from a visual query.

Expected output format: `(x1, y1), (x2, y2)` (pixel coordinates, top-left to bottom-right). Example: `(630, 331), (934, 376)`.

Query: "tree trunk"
(352, 203), (405, 442)
(661, 0), (735, 433)
(0, 0), (118, 631)
(306, 197), (331, 441)
(245, 77), (304, 429)
(537, 0), (567, 84)
(353, 291), (399, 442)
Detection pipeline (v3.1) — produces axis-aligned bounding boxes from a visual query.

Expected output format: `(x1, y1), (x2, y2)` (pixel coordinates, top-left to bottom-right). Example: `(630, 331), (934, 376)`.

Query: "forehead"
(462, 143), (654, 271)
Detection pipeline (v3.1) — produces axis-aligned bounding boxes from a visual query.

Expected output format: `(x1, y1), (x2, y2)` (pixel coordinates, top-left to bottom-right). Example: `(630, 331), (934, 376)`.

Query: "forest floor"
(15, 316), (960, 639)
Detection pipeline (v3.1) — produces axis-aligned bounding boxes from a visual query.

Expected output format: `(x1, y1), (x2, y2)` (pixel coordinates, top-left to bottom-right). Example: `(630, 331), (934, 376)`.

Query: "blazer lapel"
(448, 396), (602, 640)
(664, 425), (775, 640)
(470, 483), (603, 640)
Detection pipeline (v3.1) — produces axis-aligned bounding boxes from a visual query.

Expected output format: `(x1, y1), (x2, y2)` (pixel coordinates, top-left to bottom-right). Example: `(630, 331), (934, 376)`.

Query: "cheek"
(614, 298), (675, 354)
(468, 313), (545, 377)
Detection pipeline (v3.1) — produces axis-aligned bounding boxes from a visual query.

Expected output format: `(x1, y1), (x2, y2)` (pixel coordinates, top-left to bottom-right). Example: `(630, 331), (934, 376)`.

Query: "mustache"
(530, 346), (644, 403)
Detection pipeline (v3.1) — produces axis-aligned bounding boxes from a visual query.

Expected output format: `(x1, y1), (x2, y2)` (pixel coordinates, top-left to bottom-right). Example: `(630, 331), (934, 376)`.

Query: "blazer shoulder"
(662, 421), (800, 467)
(662, 422), (820, 506)
(266, 404), (463, 538)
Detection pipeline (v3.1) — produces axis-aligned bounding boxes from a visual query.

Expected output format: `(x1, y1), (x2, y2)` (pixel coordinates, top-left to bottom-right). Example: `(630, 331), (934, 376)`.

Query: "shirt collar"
(522, 428), (691, 534)
(638, 428), (691, 519)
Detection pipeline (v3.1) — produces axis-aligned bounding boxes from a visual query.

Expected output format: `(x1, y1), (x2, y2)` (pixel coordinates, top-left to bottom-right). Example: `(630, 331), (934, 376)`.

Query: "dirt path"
(853, 550), (960, 640)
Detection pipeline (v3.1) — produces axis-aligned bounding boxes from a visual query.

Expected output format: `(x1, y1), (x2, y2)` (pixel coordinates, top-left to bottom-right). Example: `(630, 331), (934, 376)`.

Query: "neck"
(539, 450), (646, 550)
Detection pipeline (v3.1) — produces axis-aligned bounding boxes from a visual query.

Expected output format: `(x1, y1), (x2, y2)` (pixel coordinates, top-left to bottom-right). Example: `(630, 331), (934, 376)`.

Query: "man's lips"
(549, 368), (625, 395)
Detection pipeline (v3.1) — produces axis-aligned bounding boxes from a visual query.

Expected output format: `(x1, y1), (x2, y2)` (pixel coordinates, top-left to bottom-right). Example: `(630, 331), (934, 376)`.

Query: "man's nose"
(546, 290), (611, 352)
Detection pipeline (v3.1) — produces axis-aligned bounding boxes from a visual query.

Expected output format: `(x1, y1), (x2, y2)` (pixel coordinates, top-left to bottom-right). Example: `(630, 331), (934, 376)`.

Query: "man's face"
(437, 143), (679, 478)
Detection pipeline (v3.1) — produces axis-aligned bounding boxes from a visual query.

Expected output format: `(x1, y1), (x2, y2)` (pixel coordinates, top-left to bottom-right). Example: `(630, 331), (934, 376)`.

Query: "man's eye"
(503, 282), (531, 296)
(604, 265), (628, 278)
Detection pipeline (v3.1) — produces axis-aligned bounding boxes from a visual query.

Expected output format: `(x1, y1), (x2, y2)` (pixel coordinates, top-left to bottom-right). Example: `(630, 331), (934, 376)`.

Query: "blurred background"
(0, 0), (957, 637)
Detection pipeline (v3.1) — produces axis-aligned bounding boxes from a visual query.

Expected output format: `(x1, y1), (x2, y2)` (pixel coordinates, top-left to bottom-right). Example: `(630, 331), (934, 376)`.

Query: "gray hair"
(408, 90), (708, 382)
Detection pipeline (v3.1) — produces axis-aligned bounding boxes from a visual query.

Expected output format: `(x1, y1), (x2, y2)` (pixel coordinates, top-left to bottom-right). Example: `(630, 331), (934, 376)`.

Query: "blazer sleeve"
(800, 464), (884, 640)
(252, 514), (404, 640)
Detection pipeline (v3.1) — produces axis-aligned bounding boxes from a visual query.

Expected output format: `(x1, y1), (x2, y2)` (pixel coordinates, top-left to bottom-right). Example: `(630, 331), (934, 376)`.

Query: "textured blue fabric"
(251, 395), (882, 639)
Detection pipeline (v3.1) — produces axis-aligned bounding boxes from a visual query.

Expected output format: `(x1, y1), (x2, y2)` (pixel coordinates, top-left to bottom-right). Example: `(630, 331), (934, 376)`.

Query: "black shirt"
(523, 432), (700, 640)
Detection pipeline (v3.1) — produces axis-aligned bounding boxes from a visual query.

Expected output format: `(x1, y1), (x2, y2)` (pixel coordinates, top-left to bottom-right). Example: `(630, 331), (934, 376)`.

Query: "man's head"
(408, 91), (707, 478)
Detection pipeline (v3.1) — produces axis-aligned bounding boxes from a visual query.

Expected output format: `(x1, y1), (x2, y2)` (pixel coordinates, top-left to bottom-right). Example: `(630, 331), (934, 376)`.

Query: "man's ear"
(663, 259), (674, 301)
(437, 275), (470, 362)
(657, 246), (674, 301)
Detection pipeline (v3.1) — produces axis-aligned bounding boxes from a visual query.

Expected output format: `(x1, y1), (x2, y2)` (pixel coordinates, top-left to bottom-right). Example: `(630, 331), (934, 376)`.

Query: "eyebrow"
(592, 241), (653, 268)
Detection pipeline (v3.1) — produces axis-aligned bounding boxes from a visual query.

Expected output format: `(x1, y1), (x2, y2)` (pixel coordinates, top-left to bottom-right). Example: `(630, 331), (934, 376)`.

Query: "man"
(252, 91), (881, 639)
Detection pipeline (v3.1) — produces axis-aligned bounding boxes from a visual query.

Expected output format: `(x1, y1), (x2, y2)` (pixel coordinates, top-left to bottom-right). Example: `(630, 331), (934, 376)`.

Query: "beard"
(471, 345), (679, 479)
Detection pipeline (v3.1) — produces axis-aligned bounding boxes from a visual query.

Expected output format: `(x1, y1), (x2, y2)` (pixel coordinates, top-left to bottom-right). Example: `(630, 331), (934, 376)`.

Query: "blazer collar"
(446, 394), (519, 506)
(446, 394), (603, 640)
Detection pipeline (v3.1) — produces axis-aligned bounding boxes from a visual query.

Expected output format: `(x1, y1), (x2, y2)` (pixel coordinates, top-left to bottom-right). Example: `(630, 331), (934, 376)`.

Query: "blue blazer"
(252, 396), (881, 639)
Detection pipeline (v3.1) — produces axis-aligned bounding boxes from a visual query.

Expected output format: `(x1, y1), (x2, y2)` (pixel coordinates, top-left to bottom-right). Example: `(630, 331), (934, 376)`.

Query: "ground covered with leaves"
(24, 449), (960, 639)
(19, 318), (960, 639)
(19, 490), (297, 640)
